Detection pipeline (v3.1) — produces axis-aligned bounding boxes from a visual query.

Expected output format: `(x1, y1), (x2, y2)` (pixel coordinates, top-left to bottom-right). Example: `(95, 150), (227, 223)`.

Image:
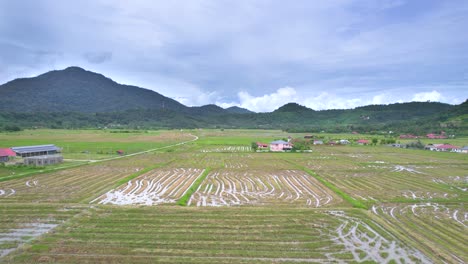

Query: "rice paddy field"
(0, 129), (466, 263)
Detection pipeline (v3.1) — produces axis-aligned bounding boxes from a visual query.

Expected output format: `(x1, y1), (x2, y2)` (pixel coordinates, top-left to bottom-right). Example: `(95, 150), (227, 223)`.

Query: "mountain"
(190, 104), (227, 115)
(273, 103), (312, 113)
(225, 106), (253, 114)
(0, 66), (187, 113)
(0, 67), (466, 134)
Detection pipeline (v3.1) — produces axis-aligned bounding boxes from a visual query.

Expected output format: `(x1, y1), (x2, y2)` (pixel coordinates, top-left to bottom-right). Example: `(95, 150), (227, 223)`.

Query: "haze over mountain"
(0, 67), (466, 135)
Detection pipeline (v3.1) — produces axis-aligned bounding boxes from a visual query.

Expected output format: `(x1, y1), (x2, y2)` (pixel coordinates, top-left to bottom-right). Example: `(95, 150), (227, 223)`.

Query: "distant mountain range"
(0, 67), (466, 134)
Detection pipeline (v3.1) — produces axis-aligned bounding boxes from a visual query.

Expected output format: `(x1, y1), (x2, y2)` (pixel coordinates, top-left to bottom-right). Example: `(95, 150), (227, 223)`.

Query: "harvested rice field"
(93, 168), (205, 205)
(294, 146), (468, 203)
(0, 129), (466, 263)
(3, 207), (432, 263)
(188, 170), (340, 207)
(371, 202), (467, 263)
(0, 165), (132, 203)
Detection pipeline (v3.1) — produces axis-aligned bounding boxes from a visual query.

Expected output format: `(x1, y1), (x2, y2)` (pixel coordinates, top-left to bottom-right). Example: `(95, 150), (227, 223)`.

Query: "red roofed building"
(256, 142), (269, 150)
(399, 134), (418, 139)
(427, 132), (447, 139)
(434, 144), (460, 152)
(357, 139), (370, 145)
(0, 148), (16, 162)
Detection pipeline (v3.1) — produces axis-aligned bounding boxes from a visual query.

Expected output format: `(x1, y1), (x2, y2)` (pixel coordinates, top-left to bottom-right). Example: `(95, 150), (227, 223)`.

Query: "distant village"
(398, 131), (467, 153)
(255, 132), (467, 154)
(1, 131), (467, 167)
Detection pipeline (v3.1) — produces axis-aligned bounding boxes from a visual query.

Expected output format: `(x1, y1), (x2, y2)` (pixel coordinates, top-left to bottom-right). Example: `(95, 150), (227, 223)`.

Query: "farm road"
(69, 134), (199, 163)
(0, 134), (198, 182)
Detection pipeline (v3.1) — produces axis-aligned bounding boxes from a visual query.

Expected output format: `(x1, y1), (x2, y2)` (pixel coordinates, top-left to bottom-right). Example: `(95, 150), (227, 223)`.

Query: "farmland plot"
(0, 205), (442, 263)
(94, 168), (204, 205)
(174, 152), (292, 170)
(5, 207), (435, 263)
(189, 170), (339, 207)
(326, 210), (431, 263)
(0, 204), (83, 259)
(372, 203), (467, 263)
(200, 145), (251, 153)
(0, 165), (133, 203)
(296, 151), (467, 202)
(224, 160), (249, 169)
(173, 153), (225, 168)
(224, 153), (253, 169)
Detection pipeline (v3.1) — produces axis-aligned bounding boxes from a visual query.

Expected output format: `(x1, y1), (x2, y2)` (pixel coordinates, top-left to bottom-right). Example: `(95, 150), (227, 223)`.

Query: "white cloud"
(371, 93), (387, 104)
(302, 92), (364, 110)
(412, 90), (442, 102)
(236, 87), (298, 112)
(1, 1), (467, 106)
(177, 90), (220, 106)
(222, 86), (461, 112)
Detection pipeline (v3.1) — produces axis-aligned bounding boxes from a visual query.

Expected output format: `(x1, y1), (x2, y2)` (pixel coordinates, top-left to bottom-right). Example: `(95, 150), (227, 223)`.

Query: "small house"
(270, 140), (293, 152)
(435, 144), (460, 152)
(313, 140), (324, 145)
(460, 146), (468, 154)
(425, 144), (442, 151)
(256, 142), (269, 150)
(399, 134), (418, 139)
(357, 139), (369, 145)
(339, 139), (350, 145)
(0, 148), (16, 162)
(116, 150), (125, 155)
(426, 144), (459, 152)
(426, 133), (447, 139)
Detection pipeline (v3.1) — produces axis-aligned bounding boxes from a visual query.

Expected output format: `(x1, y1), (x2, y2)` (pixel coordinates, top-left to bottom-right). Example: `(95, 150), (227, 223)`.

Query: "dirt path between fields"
(0, 134), (198, 182)
(84, 134), (199, 163)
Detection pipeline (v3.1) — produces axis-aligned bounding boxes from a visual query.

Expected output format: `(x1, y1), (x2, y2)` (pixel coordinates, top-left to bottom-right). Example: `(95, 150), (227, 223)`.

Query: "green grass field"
(0, 129), (466, 263)
(0, 129), (192, 160)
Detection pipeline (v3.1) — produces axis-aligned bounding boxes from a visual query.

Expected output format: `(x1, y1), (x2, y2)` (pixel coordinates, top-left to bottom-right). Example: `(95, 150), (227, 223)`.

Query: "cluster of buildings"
(400, 132), (449, 139)
(425, 144), (468, 153)
(256, 137), (370, 152)
(311, 139), (354, 145)
(256, 140), (293, 152)
(0, 144), (63, 166)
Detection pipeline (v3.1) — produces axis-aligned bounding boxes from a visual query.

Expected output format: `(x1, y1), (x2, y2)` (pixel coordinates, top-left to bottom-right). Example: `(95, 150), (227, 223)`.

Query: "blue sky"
(1, 0), (467, 112)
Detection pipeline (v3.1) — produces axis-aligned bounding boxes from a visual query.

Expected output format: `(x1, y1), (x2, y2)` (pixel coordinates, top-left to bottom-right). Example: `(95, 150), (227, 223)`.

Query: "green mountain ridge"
(0, 67), (466, 134)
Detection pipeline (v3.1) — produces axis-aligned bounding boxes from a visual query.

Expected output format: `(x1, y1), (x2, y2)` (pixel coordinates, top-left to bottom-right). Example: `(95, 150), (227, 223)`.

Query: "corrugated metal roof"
(0, 148), (16, 157)
(270, 140), (289, 144)
(11, 144), (60, 154)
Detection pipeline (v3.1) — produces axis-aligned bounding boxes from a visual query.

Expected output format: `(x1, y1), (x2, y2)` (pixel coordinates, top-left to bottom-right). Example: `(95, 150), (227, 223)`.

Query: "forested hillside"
(0, 67), (466, 135)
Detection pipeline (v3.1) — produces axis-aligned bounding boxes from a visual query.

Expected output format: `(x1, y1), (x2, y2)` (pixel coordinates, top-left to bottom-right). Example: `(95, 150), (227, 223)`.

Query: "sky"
(1, 0), (467, 112)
